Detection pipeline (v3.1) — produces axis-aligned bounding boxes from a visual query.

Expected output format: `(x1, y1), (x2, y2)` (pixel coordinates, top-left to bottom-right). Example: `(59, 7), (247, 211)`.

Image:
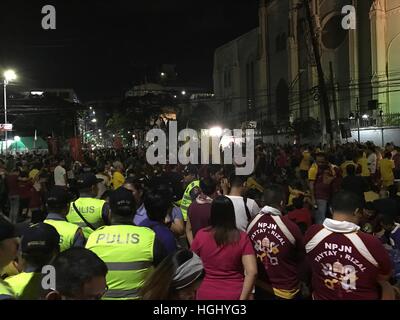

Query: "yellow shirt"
(308, 163), (318, 181)
(247, 177), (264, 193)
(300, 151), (311, 171)
(340, 161), (356, 178)
(364, 191), (379, 203)
(357, 155), (370, 177)
(112, 171), (125, 190)
(28, 169), (39, 180)
(379, 159), (395, 186)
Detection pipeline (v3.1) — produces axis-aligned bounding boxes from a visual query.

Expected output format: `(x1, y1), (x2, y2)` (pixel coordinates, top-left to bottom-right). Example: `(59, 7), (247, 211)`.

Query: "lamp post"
(3, 70), (17, 154)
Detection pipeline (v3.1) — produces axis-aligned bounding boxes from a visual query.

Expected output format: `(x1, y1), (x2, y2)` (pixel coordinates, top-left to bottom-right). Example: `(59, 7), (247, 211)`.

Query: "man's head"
(19, 223), (60, 271)
(182, 165), (198, 186)
(315, 152), (328, 167)
(199, 178), (217, 197)
(384, 151), (392, 159)
(380, 214), (397, 232)
(76, 172), (103, 196)
(208, 165), (224, 184)
(57, 158), (65, 167)
(109, 186), (136, 223)
(46, 186), (72, 216)
(330, 191), (363, 224)
(46, 247), (108, 300)
(0, 218), (19, 269)
(144, 187), (172, 223)
(261, 184), (285, 210)
(229, 174), (247, 193)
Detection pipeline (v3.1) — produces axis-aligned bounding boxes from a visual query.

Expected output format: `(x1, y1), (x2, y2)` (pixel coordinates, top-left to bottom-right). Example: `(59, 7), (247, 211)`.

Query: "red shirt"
(17, 180), (33, 199)
(287, 208), (313, 229)
(305, 225), (392, 300)
(191, 228), (255, 300)
(187, 197), (212, 238)
(247, 212), (305, 293)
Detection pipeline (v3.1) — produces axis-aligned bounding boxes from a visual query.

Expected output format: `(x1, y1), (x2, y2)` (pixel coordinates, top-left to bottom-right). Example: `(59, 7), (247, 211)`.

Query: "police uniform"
(44, 215), (83, 252)
(67, 197), (108, 239)
(86, 225), (156, 300)
(180, 180), (200, 221)
(0, 279), (15, 300)
(4, 272), (36, 298)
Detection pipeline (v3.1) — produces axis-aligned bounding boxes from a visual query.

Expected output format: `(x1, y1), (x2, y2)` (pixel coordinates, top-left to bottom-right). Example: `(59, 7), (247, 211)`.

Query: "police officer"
(5, 223), (60, 299)
(66, 172), (110, 239)
(179, 165), (201, 221)
(44, 186), (86, 251)
(86, 186), (168, 300)
(0, 218), (19, 300)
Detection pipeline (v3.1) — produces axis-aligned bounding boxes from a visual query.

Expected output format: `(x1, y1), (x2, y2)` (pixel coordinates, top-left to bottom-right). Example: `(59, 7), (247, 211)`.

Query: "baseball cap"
(46, 186), (73, 209)
(76, 172), (103, 189)
(183, 164), (198, 176)
(109, 187), (135, 215)
(0, 218), (17, 242)
(20, 223), (60, 254)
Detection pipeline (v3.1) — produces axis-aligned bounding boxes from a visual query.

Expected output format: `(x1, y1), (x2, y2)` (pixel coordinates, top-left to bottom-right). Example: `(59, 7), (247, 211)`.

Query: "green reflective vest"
(86, 225), (155, 300)
(0, 279), (15, 300)
(180, 180), (200, 221)
(5, 272), (36, 299)
(66, 197), (106, 239)
(44, 219), (79, 252)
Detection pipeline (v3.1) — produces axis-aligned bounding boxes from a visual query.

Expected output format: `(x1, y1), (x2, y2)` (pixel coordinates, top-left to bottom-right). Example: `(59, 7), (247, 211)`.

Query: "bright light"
(209, 126), (223, 137)
(98, 129), (102, 132)
(31, 91), (44, 96)
(14, 136), (21, 142)
(132, 135), (136, 138)
(91, 118), (97, 123)
(128, 131), (131, 134)
(93, 111), (96, 115)
(89, 107), (93, 110)
(4, 70), (17, 82)
(362, 114), (369, 120)
(174, 95), (177, 98)
(112, 134), (115, 138)
(161, 72), (166, 77)
(181, 90), (186, 96)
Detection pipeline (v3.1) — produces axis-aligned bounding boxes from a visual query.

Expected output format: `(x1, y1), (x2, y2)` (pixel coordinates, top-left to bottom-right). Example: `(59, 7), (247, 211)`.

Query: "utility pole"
(302, 0), (333, 145)
(329, 61), (339, 143)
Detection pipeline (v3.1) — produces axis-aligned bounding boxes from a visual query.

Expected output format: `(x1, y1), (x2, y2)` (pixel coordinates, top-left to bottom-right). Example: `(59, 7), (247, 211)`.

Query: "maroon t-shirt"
(305, 225), (392, 300)
(188, 200), (212, 238)
(287, 208), (313, 229)
(247, 213), (305, 292)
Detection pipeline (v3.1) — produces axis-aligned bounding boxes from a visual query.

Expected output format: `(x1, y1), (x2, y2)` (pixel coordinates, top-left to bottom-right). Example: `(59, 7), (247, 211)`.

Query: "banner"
(68, 136), (84, 162)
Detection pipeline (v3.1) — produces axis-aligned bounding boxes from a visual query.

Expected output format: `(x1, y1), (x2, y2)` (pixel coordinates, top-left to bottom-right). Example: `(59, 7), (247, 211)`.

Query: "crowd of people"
(0, 139), (400, 300)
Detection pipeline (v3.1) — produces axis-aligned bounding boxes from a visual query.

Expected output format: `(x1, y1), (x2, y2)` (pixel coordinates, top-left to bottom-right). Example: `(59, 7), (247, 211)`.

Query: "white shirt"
(54, 165), (66, 186)
(96, 173), (110, 199)
(367, 153), (377, 174)
(226, 195), (260, 231)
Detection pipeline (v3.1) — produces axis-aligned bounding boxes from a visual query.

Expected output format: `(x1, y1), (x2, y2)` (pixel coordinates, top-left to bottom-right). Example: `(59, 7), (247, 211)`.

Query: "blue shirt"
(134, 205), (183, 226)
(140, 220), (177, 255)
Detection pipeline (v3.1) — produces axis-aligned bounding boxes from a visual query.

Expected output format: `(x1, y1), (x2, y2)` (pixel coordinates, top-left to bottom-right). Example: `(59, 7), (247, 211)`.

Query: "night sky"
(0, 0), (258, 101)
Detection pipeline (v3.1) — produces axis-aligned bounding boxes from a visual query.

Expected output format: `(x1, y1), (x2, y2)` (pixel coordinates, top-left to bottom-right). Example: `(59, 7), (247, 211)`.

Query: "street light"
(181, 90), (186, 96)
(91, 118), (97, 123)
(3, 70), (17, 154)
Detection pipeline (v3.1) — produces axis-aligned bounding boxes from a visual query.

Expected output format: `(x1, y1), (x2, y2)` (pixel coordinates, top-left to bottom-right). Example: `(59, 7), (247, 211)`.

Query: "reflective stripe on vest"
(86, 225), (155, 300)
(104, 288), (141, 299)
(66, 197), (106, 238)
(180, 180), (200, 221)
(44, 219), (79, 252)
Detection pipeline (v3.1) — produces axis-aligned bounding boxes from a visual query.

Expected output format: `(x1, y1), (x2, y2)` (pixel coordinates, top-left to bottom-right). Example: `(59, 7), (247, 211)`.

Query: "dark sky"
(0, 0), (259, 101)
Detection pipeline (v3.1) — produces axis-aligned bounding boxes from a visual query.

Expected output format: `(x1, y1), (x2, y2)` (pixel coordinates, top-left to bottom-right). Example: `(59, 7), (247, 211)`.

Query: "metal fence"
(348, 113), (400, 129)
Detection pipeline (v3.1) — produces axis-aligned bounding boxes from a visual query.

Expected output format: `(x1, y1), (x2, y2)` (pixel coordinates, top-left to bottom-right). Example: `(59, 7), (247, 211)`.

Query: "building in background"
(213, 0), (400, 143)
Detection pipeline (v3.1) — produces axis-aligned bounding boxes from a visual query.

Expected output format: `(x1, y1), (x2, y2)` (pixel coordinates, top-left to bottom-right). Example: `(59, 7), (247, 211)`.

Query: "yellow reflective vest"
(66, 197), (106, 238)
(180, 180), (200, 221)
(5, 272), (36, 299)
(86, 225), (155, 300)
(44, 219), (80, 252)
(0, 279), (15, 300)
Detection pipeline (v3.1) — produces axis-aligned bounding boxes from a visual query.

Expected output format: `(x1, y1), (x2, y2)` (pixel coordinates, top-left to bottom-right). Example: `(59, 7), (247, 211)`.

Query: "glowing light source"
(91, 118), (97, 123)
(181, 90), (186, 96)
(362, 114), (369, 120)
(4, 70), (17, 82)
(209, 126), (223, 137)
(14, 136), (21, 142)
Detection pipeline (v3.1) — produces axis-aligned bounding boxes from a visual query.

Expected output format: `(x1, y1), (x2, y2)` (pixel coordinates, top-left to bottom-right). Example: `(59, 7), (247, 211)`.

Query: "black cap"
(21, 223), (60, 254)
(46, 186), (72, 209)
(183, 164), (198, 176)
(76, 173), (103, 189)
(0, 217), (17, 242)
(109, 187), (135, 215)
